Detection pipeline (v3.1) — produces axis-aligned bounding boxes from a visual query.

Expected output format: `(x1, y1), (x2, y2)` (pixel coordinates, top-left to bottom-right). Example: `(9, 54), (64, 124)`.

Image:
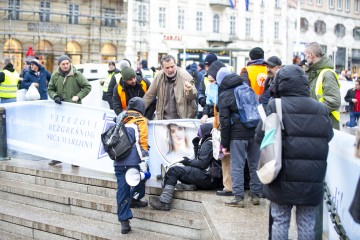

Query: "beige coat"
(143, 67), (197, 119)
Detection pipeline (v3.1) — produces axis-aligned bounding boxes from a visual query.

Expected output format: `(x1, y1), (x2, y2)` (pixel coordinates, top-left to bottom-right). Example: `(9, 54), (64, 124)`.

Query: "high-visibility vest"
(242, 65), (267, 95)
(102, 72), (115, 92)
(0, 70), (19, 98)
(203, 76), (209, 88)
(114, 73), (121, 84)
(315, 68), (341, 121)
(117, 80), (147, 110)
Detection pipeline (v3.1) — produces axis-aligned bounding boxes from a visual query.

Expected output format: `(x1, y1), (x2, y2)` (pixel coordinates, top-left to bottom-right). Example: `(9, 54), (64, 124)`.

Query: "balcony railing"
(209, 0), (231, 8)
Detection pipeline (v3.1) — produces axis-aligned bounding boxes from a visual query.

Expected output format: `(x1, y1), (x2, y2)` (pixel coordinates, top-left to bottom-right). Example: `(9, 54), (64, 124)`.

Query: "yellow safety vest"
(0, 70), (19, 98)
(102, 72), (115, 92)
(315, 68), (341, 121)
(114, 73), (121, 84)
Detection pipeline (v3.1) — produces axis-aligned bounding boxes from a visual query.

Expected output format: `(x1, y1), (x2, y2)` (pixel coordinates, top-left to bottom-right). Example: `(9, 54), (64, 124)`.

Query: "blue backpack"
(234, 83), (260, 128)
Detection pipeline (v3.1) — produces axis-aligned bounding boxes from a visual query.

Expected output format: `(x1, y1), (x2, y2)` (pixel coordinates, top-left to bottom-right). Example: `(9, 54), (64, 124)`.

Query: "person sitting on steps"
(150, 123), (223, 211)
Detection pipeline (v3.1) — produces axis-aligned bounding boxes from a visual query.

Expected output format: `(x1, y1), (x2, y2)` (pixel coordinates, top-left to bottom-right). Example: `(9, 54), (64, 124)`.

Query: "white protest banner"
(3, 101), (200, 176)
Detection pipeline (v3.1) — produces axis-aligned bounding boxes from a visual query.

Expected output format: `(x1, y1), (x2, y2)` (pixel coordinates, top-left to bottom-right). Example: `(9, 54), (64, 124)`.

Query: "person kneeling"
(113, 97), (150, 234)
(150, 123), (223, 211)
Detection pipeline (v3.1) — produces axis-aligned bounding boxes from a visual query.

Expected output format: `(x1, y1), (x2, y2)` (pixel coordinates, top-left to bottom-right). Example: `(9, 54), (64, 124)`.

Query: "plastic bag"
(16, 89), (27, 102)
(25, 85), (40, 101)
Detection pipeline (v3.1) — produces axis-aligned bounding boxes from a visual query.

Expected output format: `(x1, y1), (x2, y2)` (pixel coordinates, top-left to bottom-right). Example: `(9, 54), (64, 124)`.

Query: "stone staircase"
(0, 157), (216, 239)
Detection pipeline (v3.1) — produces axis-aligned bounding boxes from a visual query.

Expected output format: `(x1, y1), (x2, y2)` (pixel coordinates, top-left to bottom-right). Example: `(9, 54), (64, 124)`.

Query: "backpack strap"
(275, 98), (284, 129)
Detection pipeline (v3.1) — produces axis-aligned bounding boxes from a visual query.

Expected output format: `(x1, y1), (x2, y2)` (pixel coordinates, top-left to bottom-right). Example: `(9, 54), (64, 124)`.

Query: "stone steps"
(0, 159), (214, 239)
(0, 198), (182, 240)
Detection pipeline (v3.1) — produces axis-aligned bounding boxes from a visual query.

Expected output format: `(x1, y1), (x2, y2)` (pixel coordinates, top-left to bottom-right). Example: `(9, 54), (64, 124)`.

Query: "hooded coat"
(21, 65), (51, 100)
(218, 73), (255, 148)
(306, 55), (341, 129)
(256, 65), (334, 206)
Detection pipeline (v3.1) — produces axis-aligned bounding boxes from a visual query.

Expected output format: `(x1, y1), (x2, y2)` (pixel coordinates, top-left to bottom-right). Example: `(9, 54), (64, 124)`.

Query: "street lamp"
(333, 46), (338, 71)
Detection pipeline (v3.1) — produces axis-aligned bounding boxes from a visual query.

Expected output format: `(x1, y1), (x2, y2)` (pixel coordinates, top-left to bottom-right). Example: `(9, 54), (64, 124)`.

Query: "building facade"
(1, 0), (127, 73)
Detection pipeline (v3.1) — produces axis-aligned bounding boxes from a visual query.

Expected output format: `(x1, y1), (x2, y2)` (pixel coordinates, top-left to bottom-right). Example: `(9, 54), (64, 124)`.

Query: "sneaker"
(225, 196), (245, 208)
(250, 193), (260, 205)
(216, 190), (233, 196)
(48, 160), (62, 166)
(130, 198), (148, 208)
(175, 183), (197, 191)
(120, 220), (132, 234)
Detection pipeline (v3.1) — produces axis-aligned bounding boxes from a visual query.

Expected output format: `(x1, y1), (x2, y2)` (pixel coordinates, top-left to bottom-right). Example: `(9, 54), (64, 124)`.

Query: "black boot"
(149, 196), (170, 211)
(120, 220), (131, 234)
(130, 198), (148, 208)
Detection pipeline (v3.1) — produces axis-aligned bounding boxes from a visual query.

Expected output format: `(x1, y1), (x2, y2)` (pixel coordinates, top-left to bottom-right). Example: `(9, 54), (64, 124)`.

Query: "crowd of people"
(0, 41), (355, 238)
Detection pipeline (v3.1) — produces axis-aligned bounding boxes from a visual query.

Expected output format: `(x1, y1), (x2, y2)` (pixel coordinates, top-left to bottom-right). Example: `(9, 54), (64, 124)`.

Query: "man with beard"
(259, 56), (282, 107)
(304, 42), (341, 129)
(143, 55), (197, 120)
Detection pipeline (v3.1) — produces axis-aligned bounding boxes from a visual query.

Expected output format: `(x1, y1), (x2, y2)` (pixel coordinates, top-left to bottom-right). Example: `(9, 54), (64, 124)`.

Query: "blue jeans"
(271, 202), (317, 240)
(0, 98), (16, 103)
(346, 111), (360, 127)
(114, 166), (146, 222)
(230, 139), (262, 197)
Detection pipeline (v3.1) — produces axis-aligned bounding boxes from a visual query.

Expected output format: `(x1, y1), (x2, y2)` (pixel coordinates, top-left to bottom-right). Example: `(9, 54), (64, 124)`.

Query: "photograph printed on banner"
(153, 121), (199, 166)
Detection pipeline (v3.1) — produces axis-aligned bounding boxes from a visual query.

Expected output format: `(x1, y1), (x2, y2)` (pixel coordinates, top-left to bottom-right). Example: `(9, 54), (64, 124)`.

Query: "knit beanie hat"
(30, 59), (42, 68)
(204, 53), (218, 66)
(121, 67), (136, 81)
(216, 67), (231, 86)
(58, 55), (71, 65)
(207, 60), (226, 80)
(249, 47), (264, 60)
(119, 59), (131, 71)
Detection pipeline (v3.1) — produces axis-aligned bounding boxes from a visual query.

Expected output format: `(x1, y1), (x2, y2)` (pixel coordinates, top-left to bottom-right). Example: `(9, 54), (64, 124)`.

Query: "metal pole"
(0, 107), (10, 160)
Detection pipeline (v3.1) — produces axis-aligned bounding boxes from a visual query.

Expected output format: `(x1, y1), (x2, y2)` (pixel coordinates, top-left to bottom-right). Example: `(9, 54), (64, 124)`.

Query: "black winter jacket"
(218, 73), (255, 148)
(344, 88), (360, 112)
(256, 65), (334, 206)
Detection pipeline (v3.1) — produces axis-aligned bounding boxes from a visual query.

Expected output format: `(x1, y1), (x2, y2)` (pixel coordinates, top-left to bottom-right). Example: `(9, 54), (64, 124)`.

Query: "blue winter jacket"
(21, 66), (51, 100)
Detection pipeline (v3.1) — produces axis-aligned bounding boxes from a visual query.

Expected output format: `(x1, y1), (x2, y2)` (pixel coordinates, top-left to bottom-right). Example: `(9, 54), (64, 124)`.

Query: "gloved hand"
(199, 97), (206, 107)
(180, 157), (191, 166)
(139, 161), (148, 172)
(54, 96), (62, 104)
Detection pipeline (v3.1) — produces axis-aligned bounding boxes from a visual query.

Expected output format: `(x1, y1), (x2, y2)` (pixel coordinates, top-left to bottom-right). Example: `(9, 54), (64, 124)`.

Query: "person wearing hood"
(20, 59), (51, 100)
(100, 61), (121, 109)
(0, 58), (20, 103)
(304, 42), (341, 129)
(255, 65), (333, 239)
(150, 123), (223, 211)
(114, 97), (150, 234)
(112, 66), (156, 119)
(240, 47), (267, 97)
(198, 53), (218, 110)
(218, 71), (263, 208)
(48, 55), (91, 104)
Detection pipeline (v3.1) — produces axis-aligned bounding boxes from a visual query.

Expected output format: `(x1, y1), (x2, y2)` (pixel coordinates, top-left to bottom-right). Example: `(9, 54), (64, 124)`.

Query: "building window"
(178, 8), (184, 30)
(213, 14), (220, 33)
(317, 0), (322, 5)
(260, 20), (264, 39)
(245, 18), (251, 37)
(301, 17), (309, 32)
(356, 0), (360, 13)
(334, 23), (346, 37)
(314, 20), (326, 35)
(329, 0), (334, 8)
(104, 8), (116, 27)
(196, 11), (203, 32)
(138, 3), (147, 27)
(274, 21), (280, 39)
(337, 0), (343, 9)
(230, 16), (236, 35)
(68, 4), (79, 24)
(39, 1), (50, 22)
(275, 0), (280, 8)
(345, 0), (350, 10)
(8, 0), (20, 20)
(159, 7), (166, 28)
(353, 27), (360, 40)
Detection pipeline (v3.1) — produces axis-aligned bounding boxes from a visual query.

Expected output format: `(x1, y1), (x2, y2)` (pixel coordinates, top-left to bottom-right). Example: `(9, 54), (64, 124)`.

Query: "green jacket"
(306, 56), (341, 129)
(48, 66), (91, 104)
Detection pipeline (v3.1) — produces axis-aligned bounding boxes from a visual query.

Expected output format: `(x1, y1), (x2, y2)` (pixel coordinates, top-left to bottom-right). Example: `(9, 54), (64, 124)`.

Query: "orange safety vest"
(241, 65), (267, 96)
(117, 80), (147, 110)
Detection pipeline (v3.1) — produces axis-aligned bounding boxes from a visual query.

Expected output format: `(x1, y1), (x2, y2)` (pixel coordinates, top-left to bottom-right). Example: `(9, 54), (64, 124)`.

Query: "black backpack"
(101, 119), (135, 160)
